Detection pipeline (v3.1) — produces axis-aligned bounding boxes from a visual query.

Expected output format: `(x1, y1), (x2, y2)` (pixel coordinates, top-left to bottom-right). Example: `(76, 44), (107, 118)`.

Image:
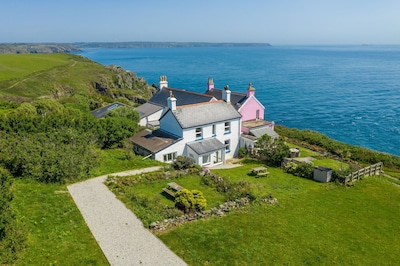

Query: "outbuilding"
(313, 166), (333, 182)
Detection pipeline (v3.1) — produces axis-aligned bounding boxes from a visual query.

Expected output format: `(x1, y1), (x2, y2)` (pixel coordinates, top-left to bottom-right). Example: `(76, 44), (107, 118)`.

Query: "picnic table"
(162, 182), (185, 198)
(250, 167), (270, 177)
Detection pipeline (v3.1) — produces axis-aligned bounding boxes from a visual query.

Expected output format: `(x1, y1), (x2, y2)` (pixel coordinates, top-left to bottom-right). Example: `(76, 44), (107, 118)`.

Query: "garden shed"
(313, 166), (333, 182)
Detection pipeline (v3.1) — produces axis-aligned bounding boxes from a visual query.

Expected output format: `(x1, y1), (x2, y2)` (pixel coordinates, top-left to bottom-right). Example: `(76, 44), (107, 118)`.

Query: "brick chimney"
(207, 77), (214, 91)
(159, 75), (168, 89)
(222, 85), (231, 103)
(247, 82), (255, 97)
(167, 90), (176, 111)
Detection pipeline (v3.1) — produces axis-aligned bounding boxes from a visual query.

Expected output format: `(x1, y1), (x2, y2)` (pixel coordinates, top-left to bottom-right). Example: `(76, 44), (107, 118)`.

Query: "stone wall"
(150, 196), (278, 232)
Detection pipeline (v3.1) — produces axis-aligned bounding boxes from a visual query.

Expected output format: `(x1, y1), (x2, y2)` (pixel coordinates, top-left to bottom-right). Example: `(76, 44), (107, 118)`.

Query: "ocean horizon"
(78, 45), (400, 156)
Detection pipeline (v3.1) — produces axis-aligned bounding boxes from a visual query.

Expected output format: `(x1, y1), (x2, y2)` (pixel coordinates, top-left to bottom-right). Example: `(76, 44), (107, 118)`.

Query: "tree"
(255, 134), (290, 166)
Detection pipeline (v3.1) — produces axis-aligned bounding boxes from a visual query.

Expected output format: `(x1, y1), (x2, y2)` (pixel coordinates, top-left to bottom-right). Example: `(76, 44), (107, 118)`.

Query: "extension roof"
(135, 102), (164, 118)
(130, 129), (181, 153)
(90, 102), (130, 118)
(187, 138), (226, 155)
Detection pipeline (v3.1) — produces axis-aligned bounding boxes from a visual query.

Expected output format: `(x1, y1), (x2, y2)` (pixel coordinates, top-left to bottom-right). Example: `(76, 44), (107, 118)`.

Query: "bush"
(171, 156), (193, 170)
(238, 147), (248, 158)
(174, 189), (207, 213)
(284, 161), (314, 179)
(0, 167), (25, 264)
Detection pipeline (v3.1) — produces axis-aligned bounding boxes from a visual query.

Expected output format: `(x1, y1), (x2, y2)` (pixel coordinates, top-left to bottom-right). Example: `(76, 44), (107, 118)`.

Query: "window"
(212, 124), (216, 136)
(224, 122), (230, 134)
(202, 154), (210, 165)
(214, 151), (222, 163)
(195, 127), (202, 139)
(225, 140), (230, 153)
(256, 109), (260, 119)
(163, 152), (177, 162)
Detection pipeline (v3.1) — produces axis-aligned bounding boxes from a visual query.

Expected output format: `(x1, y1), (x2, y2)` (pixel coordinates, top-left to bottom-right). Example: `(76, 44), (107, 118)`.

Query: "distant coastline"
(0, 42), (271, 54)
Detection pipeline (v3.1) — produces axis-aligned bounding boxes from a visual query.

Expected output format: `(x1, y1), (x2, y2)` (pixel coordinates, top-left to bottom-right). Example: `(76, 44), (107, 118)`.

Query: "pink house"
(205, 78), (277, 149)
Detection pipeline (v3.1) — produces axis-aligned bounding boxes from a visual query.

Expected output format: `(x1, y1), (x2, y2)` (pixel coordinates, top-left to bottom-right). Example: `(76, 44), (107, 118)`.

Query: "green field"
(0, 54), (70, 81)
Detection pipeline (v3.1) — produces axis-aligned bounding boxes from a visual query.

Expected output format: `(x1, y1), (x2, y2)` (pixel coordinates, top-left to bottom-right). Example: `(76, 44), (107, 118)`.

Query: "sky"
(1, 0), (400, 45)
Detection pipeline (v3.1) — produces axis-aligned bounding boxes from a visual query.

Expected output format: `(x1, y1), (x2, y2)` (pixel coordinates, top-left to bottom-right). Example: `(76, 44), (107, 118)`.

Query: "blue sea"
(78, 45), (400, 156)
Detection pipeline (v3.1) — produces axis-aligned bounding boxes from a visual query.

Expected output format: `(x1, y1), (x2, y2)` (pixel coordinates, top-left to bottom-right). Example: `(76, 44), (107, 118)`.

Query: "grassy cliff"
(0, 53), (155, 104)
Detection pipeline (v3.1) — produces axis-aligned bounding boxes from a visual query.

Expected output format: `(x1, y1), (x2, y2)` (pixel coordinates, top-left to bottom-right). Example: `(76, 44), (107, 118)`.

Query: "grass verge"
(11, 179), (108, 265)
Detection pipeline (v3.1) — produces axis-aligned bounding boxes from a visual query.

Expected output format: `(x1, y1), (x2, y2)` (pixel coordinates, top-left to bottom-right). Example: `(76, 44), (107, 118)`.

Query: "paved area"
(68, 167), (187, 266)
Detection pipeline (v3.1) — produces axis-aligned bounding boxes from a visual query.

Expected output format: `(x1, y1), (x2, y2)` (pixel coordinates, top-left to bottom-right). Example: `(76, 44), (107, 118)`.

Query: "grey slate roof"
(205, 89), (247, 110)
(187, 138), (225, 155)
(250, 126), (279, 139)
(171, 101), (242, 129)
(130, 129), (181, 153)
(91, 102), (130, 118)
(149, 87), (214, 107)
(135, 102), (164, 118)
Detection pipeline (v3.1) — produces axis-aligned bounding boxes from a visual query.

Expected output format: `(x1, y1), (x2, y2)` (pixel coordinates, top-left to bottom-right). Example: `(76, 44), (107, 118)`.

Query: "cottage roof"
(90, 102), (130, 118)
(187, 138), (226, 155)
(149, 87), (215, 107)
(135, 102), (164, 118)
(130, 129), (181, 153)
(205, 89), (247, 110)
(168, 101), (241, 129)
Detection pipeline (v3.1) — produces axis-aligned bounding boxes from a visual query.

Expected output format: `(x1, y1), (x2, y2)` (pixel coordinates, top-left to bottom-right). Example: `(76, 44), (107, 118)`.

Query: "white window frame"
(163, 152), (177, 162)
(195, 127), (202, 140)
(202, 154), (211, 165)
(225, 139), (230, 153)
(214, 150), (222, 163)
(224, 122), (231, 134)
(212, 124), (216, 136)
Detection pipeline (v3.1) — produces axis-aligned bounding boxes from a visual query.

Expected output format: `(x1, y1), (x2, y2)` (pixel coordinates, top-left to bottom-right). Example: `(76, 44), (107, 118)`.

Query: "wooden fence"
(343, 162), (383, 184)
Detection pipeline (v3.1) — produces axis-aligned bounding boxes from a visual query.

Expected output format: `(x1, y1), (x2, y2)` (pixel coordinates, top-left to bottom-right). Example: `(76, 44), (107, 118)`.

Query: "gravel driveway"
(68, 167), (187, 266)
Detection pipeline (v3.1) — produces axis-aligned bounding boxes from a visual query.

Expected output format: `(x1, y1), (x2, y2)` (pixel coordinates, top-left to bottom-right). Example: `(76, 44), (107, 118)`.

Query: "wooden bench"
(162, 187), (176, 197)
(257, 171), (270, 177)
(162, 182), (185, 198)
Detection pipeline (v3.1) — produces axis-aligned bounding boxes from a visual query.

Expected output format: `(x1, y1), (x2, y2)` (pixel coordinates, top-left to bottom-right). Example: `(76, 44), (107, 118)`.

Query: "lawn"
(90, 148), (164, 177)
(157, 166), (400, 265)
(11, 179), (108, 265)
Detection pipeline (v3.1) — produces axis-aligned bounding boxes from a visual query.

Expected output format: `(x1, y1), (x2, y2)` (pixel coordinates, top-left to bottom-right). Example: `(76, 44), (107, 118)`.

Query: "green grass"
(287, 143), (348, 170)
(0, 54), (70, 81)
(157, 167), (400, 265)
(0, 54), (109, 100)
(11, 179), (108, 265)
(90, 148), (164, 177)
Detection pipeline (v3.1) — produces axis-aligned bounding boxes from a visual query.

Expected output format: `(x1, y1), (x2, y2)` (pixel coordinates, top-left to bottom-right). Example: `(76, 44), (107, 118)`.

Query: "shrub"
(284, 161), (314, 179)
(0, 167), (26, 264)
(174, 189), (196, 213)
(171, 156), (193, 170)
(238, 147), (248, 158)
(174, 189), (207, 213)
(191, 190), (207, 211)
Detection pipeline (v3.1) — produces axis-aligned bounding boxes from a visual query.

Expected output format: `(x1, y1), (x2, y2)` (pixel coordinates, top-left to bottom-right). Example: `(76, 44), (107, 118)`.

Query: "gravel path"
(68, 167), (187, 266)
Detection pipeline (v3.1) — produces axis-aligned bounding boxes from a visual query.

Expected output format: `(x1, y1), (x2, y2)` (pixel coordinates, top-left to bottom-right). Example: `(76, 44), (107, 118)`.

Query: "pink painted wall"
(239, 96), (264, 122)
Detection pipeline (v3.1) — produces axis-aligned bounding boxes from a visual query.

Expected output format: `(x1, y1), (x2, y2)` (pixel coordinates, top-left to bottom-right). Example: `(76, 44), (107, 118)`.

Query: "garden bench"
(162, 187), (176, 197)
(162, 182), (185, 198)
(256, 171), (270, 177)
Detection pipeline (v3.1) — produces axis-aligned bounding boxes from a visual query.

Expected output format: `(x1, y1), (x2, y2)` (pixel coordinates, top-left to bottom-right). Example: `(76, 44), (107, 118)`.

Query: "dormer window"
(212, 124), (216, 136)
(224, 122), (231, 134)
(196, 127), (202, 140)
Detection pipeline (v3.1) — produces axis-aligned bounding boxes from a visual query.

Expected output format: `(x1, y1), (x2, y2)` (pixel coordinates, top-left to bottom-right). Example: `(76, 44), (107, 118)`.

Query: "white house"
(132, 93), (242, 166)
